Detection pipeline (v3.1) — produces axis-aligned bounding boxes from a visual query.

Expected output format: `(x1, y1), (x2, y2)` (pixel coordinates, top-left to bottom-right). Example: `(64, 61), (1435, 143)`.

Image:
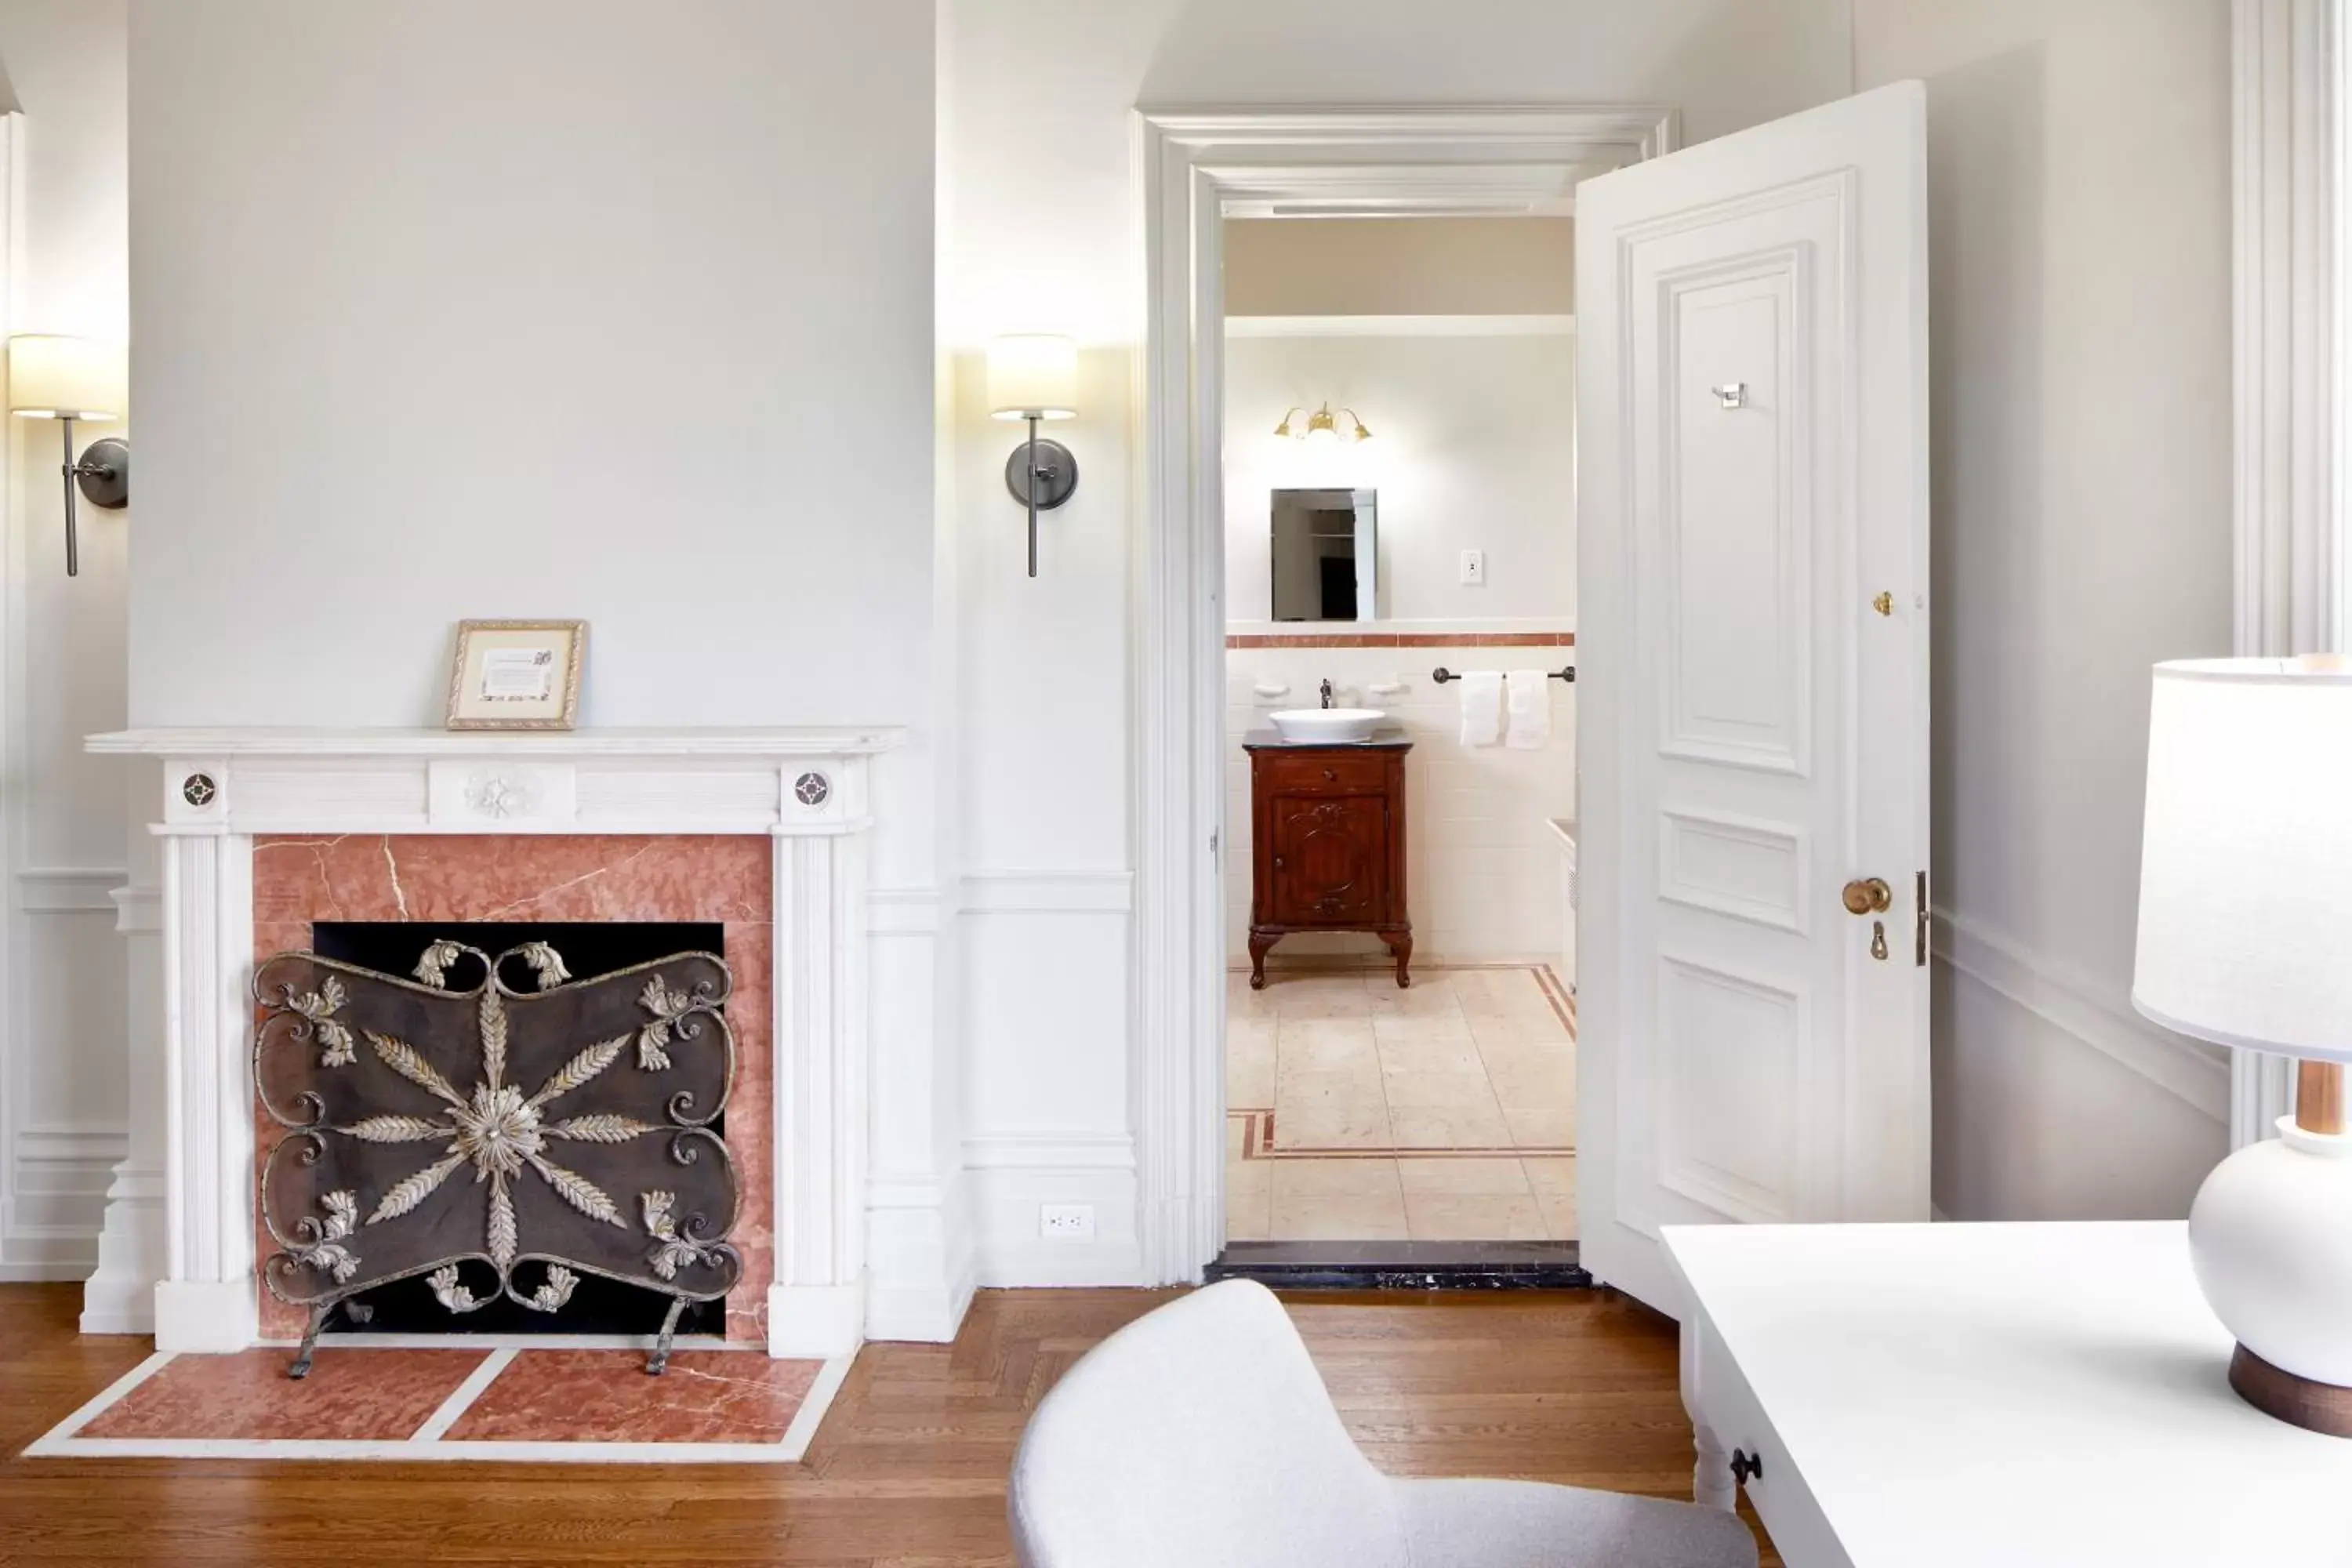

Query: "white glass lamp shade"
(8, 334), (123, 420)
(2132, 656), (2352, 1062)
(988, 334), (1077, 421)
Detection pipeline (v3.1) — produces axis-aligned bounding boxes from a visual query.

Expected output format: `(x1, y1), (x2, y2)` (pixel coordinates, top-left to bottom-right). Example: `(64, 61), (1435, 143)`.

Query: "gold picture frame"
(445, 619), (586, 731)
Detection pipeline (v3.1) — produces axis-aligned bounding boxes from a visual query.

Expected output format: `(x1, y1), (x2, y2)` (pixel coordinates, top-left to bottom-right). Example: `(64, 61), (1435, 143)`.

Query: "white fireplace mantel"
(85, 725), (906, 1359)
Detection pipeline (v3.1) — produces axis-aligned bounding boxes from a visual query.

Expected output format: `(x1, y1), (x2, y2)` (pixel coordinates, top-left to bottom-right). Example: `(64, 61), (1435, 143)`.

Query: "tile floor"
(1226, 964), (1577, 1243)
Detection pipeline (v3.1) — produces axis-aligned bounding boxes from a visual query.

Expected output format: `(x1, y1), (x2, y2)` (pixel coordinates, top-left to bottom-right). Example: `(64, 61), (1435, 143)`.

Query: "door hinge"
(1915, 869), (1929, 967)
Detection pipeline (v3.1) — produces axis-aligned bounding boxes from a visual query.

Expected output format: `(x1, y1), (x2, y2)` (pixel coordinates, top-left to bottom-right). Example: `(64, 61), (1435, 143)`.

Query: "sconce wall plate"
(76, 436), (129, 510)
(1004, 437), (1079, 511)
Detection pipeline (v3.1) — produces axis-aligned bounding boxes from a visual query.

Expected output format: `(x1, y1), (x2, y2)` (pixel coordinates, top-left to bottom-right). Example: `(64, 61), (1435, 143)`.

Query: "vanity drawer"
(1254, 750), (1392, 796)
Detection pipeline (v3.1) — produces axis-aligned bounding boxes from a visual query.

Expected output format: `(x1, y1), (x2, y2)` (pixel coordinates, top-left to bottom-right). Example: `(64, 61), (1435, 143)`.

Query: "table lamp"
(2133, 654), (2352, 1436)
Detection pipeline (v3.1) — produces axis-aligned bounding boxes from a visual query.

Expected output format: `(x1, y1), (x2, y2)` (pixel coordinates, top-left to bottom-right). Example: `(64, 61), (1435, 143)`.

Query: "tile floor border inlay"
(1228, 964), (1579, 1243)
(21, 1342), (854, 1465)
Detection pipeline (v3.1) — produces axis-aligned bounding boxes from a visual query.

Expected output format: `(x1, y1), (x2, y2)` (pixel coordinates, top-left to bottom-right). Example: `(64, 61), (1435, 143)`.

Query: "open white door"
(1575, 81), (1932, 1315)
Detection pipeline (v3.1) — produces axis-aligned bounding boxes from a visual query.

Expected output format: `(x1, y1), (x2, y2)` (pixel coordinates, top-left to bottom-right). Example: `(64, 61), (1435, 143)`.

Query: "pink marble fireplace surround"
(250, 833), (775, 1342)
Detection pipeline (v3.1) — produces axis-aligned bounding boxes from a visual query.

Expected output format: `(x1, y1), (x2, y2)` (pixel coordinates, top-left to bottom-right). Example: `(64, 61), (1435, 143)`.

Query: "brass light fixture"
(1273, 402), (1372, 445)
(8, 334), (128, 578)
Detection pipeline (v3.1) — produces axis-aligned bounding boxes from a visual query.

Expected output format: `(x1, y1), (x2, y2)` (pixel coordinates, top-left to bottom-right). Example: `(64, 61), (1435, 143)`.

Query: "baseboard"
(866, 1246), (978, 1342)
(975, 1239), (1148, 1289)
(962, 1142), (1144, 1287)
(1933, 909), (2229, 1122)
(766, 1280), (866, 1359)
(153, 1279), (259, 1353)
(5, 1123), (125, 1278)
(864, 1167), (976, 1343)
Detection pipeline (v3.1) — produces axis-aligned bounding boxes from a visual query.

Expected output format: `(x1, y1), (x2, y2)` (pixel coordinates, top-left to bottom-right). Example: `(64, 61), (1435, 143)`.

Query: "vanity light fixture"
(9, 334), (128, 578)
(1273, 402), (1372, 445)
(988, 334), (1080, 578)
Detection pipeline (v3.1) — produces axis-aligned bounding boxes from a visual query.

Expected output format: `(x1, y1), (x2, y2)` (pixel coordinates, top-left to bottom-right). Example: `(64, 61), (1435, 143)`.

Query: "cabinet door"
(1268, 794), (1388, 925)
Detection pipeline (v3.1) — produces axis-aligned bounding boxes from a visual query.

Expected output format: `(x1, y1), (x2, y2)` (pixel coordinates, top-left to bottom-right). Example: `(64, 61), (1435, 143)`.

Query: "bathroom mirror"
(1270, 488), (1377, 622)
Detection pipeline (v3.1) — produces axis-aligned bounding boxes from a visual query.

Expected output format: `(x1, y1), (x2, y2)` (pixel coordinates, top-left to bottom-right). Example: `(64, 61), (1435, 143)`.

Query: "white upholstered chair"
(1007, 1279), (1758, 1568)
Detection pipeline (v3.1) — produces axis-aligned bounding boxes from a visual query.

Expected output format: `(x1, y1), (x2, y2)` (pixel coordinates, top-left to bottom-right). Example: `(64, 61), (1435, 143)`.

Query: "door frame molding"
(2230, 0), (2346, 1145)
(1129, 105), (1676, 1283)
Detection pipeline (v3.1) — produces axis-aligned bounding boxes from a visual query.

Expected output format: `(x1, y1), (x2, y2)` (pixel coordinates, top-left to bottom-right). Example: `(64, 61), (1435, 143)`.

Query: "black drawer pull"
(1730, 1448), (1763, 1486)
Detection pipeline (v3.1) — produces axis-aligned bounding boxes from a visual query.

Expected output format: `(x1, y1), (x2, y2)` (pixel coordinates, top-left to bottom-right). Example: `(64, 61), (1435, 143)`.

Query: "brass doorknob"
(1842, 877), (1893, 916)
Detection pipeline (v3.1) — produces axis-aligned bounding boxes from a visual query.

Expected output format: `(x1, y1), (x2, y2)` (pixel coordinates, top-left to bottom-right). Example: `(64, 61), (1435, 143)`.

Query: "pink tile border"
(28, 1342), (850, 1461)
(78, 1347), (488, 1441)
(446, 1349), (820, 1444)
(1227, 631), (1576, 649)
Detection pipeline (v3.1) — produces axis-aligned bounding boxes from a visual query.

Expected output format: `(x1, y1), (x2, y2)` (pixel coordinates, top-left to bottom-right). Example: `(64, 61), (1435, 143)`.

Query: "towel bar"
(1430, 666), (1574, 684)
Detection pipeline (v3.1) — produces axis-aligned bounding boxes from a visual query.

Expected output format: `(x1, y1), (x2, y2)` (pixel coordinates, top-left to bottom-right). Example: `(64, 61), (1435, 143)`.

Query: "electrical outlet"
(1460, 549), (1486, 585)
(1040, 1203), (1096, 1240)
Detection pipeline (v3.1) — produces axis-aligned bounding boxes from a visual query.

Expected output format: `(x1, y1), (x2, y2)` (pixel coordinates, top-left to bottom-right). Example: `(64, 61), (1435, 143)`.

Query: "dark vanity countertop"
(1241, 726), (1412, 751)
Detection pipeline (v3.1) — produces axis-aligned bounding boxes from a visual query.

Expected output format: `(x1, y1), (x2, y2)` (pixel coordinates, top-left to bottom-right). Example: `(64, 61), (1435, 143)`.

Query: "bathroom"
(1219, 213), (1580, 1262)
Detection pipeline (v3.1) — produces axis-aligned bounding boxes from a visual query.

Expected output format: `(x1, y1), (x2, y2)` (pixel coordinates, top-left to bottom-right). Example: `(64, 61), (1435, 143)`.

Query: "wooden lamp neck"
(2296, 1058), (2346, 1136)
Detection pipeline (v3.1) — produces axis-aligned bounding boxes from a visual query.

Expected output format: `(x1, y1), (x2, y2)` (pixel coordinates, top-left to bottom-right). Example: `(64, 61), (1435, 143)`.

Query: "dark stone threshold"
(1207, 1240), (1591, 1290)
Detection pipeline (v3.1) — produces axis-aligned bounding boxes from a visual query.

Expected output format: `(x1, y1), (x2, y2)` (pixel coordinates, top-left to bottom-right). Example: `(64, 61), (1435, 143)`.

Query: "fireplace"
(260, 921), (737, 1373)
(85, 726), (901, 1362)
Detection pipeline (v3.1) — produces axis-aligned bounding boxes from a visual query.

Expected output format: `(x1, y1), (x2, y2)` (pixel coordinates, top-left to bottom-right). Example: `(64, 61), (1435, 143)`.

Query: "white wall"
(942, 0), (1854, 1281)
(125, 0), (972, 1337)
(1224, 329), (1576, 625)
(1225, 217), (1575, 317)
(1853, 0), (2234, 1218)
(0, 0), (132, 1286)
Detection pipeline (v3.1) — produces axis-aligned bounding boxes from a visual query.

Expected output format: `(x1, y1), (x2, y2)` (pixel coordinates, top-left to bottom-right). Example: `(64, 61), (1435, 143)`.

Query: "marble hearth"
(83, 728), (902, 1360)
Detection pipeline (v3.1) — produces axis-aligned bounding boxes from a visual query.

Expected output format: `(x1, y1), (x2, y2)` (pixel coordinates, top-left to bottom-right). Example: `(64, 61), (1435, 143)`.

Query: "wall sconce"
(989, 334), (1080, 579)
(9, 334), (128, 578)
(1274, 402), (1372, 445)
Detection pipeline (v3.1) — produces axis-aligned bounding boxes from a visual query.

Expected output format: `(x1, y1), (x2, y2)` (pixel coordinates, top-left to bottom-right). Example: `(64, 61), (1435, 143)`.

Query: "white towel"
(1457, 670), (1504, 747)
(1504, 670), (1551, 750)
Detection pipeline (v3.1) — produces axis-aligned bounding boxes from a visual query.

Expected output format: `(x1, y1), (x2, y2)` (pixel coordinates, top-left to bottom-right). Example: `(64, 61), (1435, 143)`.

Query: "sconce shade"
(2132, 655), (2352, 1063)
(9, 334), (123, 420)
(988, 334), (1078, 421)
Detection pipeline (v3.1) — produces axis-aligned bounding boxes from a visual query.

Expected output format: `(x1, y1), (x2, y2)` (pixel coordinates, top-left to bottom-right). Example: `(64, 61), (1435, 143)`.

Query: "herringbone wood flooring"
(0, 1282), (1778, 1565)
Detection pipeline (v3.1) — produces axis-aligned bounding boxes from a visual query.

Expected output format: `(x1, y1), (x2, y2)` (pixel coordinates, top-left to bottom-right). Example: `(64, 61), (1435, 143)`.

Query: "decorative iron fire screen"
(254, 940), (741, 1377)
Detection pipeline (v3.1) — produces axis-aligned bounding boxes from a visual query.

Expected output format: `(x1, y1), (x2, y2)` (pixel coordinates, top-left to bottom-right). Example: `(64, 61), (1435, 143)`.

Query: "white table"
(1663, 1221), (2352, 1566)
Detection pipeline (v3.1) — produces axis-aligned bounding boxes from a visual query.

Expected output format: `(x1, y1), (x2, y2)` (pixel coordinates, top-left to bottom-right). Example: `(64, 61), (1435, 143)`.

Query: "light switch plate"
(1461, 549), (1486, 585)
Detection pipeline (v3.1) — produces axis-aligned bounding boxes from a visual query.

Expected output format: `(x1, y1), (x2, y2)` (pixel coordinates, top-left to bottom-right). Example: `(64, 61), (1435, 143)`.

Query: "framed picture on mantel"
(445, 619), (586, 731)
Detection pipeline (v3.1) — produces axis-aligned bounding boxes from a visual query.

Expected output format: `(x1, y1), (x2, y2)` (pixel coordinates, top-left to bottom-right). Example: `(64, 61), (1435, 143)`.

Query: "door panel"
(1577, 82), (1932, 1315)
(1269, 795), (1386, 925)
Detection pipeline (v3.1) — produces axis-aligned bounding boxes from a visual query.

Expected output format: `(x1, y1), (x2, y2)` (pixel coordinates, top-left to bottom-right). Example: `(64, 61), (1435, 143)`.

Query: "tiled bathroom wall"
(1225, 636), (1575, 966)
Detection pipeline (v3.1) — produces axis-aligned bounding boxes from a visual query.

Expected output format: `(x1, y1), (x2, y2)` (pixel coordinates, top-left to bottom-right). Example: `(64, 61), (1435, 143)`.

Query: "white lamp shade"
(8, 334), (122, 419)
(988, 334), (1077, 421)
(2134, 656), (2352, 1062)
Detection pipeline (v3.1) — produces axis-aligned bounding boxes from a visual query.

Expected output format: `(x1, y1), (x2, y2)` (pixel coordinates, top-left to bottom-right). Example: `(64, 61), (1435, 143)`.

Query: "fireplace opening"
(300, 920), (728, 1341)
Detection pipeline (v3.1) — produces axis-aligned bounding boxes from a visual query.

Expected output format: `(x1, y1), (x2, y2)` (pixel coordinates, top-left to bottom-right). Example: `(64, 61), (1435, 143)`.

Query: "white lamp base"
(2188, 1116), (2352, 1436)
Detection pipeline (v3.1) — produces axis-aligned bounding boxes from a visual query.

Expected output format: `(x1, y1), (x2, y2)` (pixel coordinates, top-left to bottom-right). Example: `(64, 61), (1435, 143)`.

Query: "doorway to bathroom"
(1136, 99), (1934, 1306)
(1214, 213), (1584, 1270)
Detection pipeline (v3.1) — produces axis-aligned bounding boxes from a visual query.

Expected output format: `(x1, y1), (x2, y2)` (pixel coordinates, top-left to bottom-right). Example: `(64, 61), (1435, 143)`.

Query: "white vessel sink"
(1269, 708), (1385, 743)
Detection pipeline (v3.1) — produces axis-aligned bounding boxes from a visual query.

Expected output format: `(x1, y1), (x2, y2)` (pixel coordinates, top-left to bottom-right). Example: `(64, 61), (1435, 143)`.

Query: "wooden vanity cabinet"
(1243, 731), (1412, 989)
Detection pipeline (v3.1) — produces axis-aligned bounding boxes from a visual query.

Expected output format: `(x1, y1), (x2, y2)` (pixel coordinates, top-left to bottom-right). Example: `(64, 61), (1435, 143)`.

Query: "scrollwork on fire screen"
(253, 941), (742, 1374)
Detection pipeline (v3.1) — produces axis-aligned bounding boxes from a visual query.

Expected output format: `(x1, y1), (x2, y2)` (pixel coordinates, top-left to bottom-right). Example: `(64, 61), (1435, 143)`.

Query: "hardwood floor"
(0, 1282), (1778, 1566)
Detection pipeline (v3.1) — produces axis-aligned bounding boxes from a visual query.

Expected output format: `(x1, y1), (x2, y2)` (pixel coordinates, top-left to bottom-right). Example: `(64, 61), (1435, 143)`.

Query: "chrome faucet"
(1320, 679), (1334, 710)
